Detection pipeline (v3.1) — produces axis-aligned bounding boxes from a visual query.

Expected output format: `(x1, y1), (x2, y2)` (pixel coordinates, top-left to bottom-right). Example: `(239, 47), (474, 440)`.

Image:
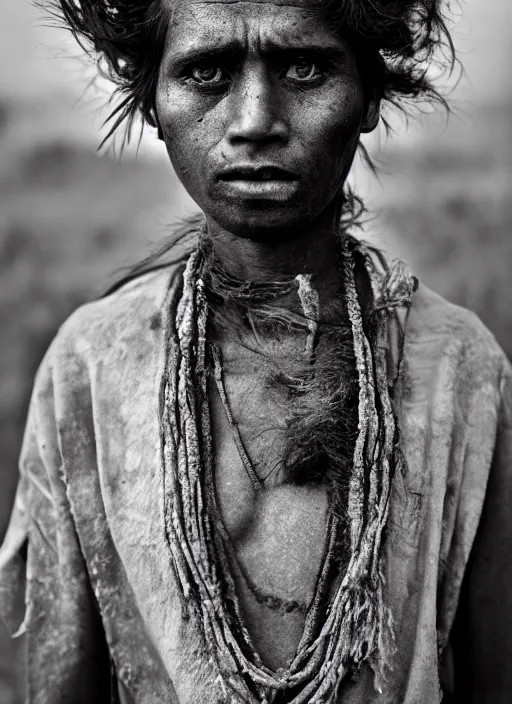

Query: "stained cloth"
(0, 243), (511, 703)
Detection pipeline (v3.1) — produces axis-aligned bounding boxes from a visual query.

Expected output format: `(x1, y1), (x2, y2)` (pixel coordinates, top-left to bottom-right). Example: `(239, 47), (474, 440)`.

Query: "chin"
(206, 201), (320, 244)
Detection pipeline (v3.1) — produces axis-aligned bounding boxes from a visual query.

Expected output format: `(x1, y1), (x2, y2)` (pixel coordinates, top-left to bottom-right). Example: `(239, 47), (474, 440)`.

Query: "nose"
(225, 67), (288, 146)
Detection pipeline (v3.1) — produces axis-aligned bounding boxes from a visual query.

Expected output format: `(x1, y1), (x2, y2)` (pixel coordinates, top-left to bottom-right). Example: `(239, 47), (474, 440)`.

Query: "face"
(156, 0), (379, 241)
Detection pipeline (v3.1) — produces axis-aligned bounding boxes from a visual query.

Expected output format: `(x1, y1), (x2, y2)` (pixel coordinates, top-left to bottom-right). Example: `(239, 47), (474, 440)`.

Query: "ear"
(361, 97), (381, 134)
(151, 103), (165, 141)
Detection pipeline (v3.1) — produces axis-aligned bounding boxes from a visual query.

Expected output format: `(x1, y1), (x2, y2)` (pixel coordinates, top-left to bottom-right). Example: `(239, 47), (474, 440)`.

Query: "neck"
(203, 208), (345, 306)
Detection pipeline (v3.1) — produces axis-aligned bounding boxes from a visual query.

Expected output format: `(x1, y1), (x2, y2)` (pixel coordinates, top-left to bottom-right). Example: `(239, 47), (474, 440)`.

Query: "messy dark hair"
(42, 0), (456, 147)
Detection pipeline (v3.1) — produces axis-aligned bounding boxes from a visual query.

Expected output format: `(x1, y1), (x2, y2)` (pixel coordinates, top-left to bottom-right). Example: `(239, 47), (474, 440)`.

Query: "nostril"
(226, 118), (288, 144)
(229, 134), (283, 146)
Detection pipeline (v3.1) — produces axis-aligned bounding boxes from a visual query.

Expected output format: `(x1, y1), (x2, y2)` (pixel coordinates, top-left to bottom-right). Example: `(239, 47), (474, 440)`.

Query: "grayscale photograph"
(0, 0), (511, 702)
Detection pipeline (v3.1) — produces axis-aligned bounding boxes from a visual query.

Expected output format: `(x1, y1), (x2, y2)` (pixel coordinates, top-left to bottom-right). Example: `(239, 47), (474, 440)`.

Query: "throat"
(205, 257), (359, 492)
(200, 219), (345, 304)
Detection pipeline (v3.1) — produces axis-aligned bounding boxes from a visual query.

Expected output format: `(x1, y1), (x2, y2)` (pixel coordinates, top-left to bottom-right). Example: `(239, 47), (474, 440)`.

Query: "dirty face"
(156, 0), (379, 241)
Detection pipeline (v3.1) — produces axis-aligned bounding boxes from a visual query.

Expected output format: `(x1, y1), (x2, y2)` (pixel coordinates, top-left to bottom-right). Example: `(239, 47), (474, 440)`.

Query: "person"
(1, 0), (511, 702)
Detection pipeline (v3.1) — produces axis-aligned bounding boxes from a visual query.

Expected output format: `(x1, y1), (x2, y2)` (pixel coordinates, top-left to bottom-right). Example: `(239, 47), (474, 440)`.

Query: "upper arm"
(0, 347), (112, 704)
(452, 360), (512, 703)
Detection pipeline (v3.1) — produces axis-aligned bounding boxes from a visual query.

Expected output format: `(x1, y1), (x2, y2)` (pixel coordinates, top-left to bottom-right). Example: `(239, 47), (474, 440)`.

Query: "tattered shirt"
(0, 248), (511, 704)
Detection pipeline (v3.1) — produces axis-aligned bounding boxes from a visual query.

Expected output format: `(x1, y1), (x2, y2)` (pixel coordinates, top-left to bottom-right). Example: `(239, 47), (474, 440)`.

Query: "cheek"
(155, 82), (215, 178)
(321, 82), (365, 146)
(299, 86), (364, 178)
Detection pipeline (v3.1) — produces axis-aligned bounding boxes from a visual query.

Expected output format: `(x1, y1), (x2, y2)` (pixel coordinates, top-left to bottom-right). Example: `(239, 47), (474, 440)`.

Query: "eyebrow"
(166, 40), (348, 70)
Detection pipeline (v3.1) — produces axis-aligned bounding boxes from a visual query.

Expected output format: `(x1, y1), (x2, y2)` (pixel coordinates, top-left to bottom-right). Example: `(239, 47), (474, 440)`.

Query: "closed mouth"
(217, 166), (299, 182)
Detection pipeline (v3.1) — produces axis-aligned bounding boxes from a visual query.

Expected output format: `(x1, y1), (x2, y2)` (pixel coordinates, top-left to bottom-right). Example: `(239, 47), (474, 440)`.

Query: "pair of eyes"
(186, 60), (322, 88)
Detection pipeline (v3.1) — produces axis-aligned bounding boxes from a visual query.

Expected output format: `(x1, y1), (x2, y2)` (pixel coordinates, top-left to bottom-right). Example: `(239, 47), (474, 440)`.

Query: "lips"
(214, 164), (301, 201)
(217, 165), (299, 182)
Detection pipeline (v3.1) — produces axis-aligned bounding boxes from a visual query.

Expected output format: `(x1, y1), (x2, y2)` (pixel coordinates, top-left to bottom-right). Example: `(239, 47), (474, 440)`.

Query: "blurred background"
(0, 0), (511, 700)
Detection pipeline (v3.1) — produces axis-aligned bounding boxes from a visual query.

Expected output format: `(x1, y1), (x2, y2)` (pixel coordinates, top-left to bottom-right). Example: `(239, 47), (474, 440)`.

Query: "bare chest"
(209, 347), (331, 669)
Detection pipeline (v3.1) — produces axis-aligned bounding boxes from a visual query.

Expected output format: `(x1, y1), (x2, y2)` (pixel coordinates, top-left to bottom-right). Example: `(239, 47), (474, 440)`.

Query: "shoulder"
(26, 264), (183, 452)
(359, 239), (507, 385)
(360, 237), (503, 367)
(32, 265), (180, 402)
(407, 282), (507, 380)
(51, 265), (179, 361)
(409, 283), (495, 343)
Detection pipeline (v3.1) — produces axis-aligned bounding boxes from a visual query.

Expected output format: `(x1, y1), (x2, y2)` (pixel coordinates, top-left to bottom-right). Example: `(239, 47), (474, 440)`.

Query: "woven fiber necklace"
(159, 234), (415, 704)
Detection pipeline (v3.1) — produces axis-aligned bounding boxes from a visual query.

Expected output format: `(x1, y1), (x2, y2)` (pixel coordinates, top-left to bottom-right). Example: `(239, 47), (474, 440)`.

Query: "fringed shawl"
(159, 235), (417, 704)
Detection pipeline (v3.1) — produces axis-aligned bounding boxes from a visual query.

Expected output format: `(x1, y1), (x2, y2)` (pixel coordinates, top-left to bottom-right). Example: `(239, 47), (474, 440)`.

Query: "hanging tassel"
(295, 274), (320, 362)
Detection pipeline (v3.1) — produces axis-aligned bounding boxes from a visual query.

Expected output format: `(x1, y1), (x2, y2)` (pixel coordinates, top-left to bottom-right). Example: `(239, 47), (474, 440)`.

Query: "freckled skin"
(156, 0), (379, 244)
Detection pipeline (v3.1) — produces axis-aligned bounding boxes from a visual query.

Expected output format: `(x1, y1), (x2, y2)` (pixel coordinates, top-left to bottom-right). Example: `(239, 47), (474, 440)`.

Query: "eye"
(190, 65), (225, 85)
(285, 60), (321, 82)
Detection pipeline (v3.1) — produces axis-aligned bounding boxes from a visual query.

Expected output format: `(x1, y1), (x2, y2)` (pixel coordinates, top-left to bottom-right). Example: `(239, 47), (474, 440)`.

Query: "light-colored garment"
(0, 250), (511, 703)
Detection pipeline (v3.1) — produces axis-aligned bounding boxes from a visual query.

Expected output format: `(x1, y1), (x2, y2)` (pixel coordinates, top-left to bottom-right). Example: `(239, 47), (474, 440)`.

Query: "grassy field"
(0, 95), (510, 702)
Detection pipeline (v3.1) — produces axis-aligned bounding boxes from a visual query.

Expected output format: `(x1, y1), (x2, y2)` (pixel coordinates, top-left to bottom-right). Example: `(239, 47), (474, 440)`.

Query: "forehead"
(180, 0), (326, 4)
(167, 0), (328, 12)
(163, 0), (338, 53)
